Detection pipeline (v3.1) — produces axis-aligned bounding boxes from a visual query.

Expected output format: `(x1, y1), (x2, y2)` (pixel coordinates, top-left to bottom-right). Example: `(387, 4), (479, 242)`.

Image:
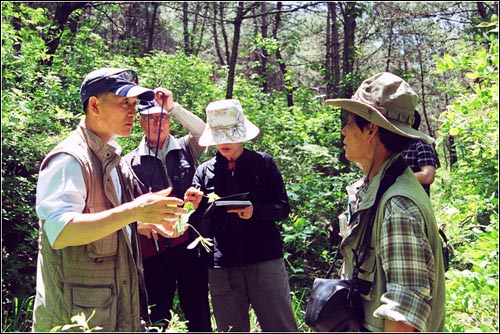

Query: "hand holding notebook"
(202, 192), (252, 218)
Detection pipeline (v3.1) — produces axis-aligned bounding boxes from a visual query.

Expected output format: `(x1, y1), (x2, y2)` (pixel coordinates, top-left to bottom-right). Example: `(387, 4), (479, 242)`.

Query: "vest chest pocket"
(86, 233), (118, 259)
(358, 246), (376, 276)
(358, 246), (376, 300)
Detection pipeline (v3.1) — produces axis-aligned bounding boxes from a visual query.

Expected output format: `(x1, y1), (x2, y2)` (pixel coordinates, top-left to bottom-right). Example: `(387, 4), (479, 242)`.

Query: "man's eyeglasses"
(82, 70), (138, 89)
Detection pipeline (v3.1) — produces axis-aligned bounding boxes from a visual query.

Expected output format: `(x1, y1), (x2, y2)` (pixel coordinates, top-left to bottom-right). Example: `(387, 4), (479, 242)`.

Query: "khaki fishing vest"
(33, 122), (146, 332)
(341, 155), (445, 332)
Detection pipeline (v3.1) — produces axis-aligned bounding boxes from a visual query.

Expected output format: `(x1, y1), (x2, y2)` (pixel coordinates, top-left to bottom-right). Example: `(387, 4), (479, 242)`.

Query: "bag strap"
(354, 156), (407, 268)
(326, 156), (407, 280)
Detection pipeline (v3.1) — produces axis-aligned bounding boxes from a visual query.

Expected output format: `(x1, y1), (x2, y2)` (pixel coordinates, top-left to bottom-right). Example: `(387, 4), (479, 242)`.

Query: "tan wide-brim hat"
(325, 72), (434, 144)
(199, 99), (260, 146)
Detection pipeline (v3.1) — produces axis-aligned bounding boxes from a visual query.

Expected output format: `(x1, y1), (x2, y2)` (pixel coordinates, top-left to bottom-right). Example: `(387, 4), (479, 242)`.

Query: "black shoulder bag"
(305, 157), (407, 332)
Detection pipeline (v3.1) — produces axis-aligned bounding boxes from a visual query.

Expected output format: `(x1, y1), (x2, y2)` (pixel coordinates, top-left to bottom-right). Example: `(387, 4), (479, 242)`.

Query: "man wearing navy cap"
(33, 68), (187, 331)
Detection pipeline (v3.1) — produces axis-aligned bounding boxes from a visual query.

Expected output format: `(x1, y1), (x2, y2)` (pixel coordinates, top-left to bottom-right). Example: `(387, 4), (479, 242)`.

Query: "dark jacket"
(192, 149), (290, 268)
(124, 135), (198, 258)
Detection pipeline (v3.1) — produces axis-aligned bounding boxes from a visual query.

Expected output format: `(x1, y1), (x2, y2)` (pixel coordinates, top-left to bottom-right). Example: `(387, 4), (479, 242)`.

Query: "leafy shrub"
(433, 18), (498, 332)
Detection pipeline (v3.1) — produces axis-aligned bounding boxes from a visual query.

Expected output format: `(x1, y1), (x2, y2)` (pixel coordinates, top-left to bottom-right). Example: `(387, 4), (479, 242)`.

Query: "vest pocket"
(358, 246), (376, 276)
(69, 283), (115, 330)
(86, 233), (118, 259)
(358, 246), (376, 300)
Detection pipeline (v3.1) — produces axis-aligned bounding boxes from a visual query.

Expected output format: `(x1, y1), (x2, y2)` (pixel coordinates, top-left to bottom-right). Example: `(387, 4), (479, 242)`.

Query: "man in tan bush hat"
(326, 72), (445, 332)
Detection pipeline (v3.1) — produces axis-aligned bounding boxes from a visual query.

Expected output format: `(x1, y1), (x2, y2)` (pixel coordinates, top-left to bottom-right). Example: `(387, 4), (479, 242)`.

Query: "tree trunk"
(259, 2), (269, 93)
(193, 3), (209, 55)
(447, 135), (457, 168)
(325, 2), (340, 98)
(220, 3), (231, 65)
(211, 3), (226, 66)
(145, 3), (159, 54)
(226, 2), (244, 99)
(341, 2), (358, 98)
(385, 21), (394, 71)
(182, 2), (192, 55)
(41, 2), (87, 66)
(476, 2), (488, 19)
(339, 3), (359, 166)
(225, 2), (260, 99)
(273, 2), (293, 107)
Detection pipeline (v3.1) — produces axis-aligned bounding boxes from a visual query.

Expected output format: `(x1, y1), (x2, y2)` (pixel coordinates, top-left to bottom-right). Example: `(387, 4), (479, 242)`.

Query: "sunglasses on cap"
(82, 70), (139, 90)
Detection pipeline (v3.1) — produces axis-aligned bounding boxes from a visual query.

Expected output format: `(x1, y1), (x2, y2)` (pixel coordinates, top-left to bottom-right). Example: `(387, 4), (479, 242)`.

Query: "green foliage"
(2, 296), (34, 332)
(290, 289), (310, 331)
(135, 50), (224, 110)
(50, 311), (103, 332)
(2, 3), (499, 333)
(432, 17), (499, 332)
(444, 221), (499, 332)
(145, 310), (189, 332)
(1, 5), (82, 330)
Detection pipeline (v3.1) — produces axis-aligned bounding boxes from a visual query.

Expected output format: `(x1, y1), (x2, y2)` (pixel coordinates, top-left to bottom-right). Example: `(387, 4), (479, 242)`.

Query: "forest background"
(1, 1), (498, 332)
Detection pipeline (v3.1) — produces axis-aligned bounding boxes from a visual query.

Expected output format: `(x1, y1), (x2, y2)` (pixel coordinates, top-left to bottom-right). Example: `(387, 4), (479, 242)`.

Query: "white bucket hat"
(325, 72), (434, 144)
(199, 99), (260, 146)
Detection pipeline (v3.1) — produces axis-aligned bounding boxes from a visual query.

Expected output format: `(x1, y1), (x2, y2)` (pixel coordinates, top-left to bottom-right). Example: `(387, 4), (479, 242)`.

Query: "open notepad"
(202, 192), (252, 218)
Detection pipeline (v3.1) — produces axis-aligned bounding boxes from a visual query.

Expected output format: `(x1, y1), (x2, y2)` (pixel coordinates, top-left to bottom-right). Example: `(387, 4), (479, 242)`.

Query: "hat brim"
(199, 118), (260, 146)
(111, 82), (155, 101)
(139, 106), (168, 115)
(325, 99), (434, 144)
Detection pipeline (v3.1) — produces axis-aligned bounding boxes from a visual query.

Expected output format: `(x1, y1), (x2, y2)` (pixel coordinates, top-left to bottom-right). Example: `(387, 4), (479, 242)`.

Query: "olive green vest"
(341, 154), (445, 332)
(33, 122), (147, 332)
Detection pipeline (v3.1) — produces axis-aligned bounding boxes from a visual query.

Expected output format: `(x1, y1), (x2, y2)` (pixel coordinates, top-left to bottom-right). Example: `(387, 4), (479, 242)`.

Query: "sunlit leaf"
(187, 236), (202, 249)
(207, 193), (221, 203)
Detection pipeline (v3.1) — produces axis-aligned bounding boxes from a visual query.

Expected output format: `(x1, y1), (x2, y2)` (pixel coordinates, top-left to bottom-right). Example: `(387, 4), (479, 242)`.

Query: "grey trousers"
(208, 258), (298, 332)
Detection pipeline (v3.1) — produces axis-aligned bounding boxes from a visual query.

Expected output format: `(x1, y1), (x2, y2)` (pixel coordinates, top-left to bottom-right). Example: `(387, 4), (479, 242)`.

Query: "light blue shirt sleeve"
(36, 153), (86, 247)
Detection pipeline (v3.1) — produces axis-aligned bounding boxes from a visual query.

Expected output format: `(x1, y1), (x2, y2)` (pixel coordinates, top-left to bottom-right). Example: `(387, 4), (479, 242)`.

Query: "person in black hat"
(33, 68), (187, 332)
(124, 88), (212, 331)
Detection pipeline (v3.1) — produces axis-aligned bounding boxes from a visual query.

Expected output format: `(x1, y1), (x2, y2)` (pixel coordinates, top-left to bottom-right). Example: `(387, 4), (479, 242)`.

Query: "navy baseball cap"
(79, 68), (155, 104)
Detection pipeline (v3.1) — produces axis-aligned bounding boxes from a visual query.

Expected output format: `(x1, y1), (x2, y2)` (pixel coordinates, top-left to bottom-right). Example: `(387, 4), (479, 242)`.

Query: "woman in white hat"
(184, 99), (298, 332)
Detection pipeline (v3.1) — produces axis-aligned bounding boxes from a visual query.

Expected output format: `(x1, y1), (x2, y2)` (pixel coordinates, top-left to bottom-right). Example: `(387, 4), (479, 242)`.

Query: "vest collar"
(351, 153), (401, 211)
(77, 120), (122, 162)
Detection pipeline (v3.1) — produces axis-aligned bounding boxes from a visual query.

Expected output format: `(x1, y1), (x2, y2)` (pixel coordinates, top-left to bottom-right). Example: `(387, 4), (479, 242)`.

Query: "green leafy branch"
(50, 310), (103, 332)
(174, 201), (214, 253)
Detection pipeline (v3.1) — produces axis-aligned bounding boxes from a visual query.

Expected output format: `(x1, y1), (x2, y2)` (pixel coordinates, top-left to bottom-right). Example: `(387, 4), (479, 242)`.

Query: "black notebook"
(202, 192), (251, 218)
